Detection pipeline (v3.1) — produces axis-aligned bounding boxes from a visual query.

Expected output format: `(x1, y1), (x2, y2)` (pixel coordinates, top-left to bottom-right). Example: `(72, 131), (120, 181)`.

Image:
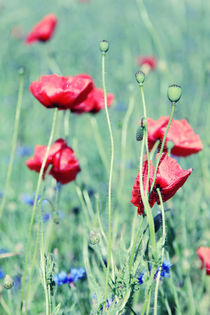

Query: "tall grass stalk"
(0, 69), (24, 219)
(20, 107), (58, 313)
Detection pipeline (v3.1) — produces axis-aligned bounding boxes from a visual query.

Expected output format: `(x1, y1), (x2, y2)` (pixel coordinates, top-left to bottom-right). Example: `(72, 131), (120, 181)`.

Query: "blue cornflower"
(0, 269), (5, 279)
(100, 298), (114, 311)
(154, 260), (172, 280)
(137, 272), (144, 285)
(22, 194), (40, 206)
(53, 271), (68, 286)
(43, 213), (51, 223)
(43, 211), (65, 223)
(68, 267), (86, 283)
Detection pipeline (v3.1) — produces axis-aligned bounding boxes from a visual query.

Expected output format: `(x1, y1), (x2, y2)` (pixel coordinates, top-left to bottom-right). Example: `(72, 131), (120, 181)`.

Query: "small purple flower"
(68, 267), (86, 283)
(100, 298), (114, 311)
(154, 260), (172, 280)
(0, 269), (5, 279)
(53, 271), (68, 286)
(43, 213), (51, 223)
(137, 272), (144, 284)
(53, 268), (86, 287)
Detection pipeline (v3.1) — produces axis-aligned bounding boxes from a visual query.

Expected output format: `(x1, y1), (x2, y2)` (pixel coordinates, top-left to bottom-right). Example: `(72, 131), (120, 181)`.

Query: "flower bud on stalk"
(167, 84), (182, 103)
(3, 275), (14, 289)
(89, 231), (100, 245)
(135, 71), (145, 85)
(136, 118), (145, 141)
(99, 40), (109, 53)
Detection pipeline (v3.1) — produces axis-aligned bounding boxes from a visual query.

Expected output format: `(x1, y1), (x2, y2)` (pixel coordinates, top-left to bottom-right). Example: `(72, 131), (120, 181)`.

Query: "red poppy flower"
(29, 74), (94, 110)
(147, 117), (203, 157)
(137, 55), (157, 70)
(25, 14), (57, 44)
(26, 139), (81, 184)
(130, 161), (156, 215)
(131, 153), (192, 214)
(197, 247), (210, 275)
(71, 87), (114, 114)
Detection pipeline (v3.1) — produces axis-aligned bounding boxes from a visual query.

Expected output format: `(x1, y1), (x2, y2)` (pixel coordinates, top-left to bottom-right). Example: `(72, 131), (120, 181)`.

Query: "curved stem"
(20, 108), (58, 313)
(101, 52), (114, 313)
(118, 93), (135, 199)
(153, 188), (166, 315)
(0, 71), (24, 219)
(150, 103), (175, 193)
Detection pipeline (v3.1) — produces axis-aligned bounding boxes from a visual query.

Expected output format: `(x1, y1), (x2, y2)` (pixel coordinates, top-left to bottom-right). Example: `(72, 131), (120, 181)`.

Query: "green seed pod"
(89, 231), (100, 245)
(135, 71), (145, 85)
(167, 84), (182, 103)
(99, 40), (109, 53)
(3, 275), (14, 290)
(136, 125), (144, 141)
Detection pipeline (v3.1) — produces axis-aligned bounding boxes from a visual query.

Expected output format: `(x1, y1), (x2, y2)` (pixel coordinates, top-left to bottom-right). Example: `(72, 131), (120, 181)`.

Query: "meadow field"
(0, 0), (209, 314)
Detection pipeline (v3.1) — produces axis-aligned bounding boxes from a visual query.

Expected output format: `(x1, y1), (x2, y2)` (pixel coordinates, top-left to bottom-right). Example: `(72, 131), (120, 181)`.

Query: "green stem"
(90, 116), (109, 172)
(20, 108), (58, 313)
(0, 71), (24, 219)
(150, 103), (175, 193)
(154, 188), (166, 315)
(40, 207), (49, 315)
(129, 216), (144, 272)
(101, 52), (114, 313)
(139, 84), (150, 194)
(118, 93), (135, 199)
(64, 110), (70, 140)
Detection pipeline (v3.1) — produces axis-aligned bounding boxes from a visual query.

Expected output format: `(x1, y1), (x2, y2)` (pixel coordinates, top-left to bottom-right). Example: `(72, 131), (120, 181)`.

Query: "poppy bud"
(89, 231), (100, 245)
(167, 84), (182, 103)
(53, 213), (60, 224)
(19, 67), (25, 76)
(99, 40), (109, 53)
(135, 71), (145, 85)
(3, 275), (14, 289)
(136, 125), (144, 141)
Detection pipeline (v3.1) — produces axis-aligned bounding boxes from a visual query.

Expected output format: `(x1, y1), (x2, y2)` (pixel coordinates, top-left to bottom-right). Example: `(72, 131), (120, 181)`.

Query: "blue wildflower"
(68, 267), (86, 283)
(137, 272), (144, 284)
(0, 269), (5, 279)
(43, 213), (51, 223)
(154, 260), (172, 280)
(53, 271), (68, 286)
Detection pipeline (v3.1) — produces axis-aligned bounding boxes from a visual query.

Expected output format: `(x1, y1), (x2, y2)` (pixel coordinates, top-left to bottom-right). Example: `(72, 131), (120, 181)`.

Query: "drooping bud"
(136, 125), (144, 141)
(89, 231), (100, 245)
(167, 84), (182, 103)
(135, 71), (145, 85)
(99, 40), (109, 53)
(52, 212), (60, 224)
(3, 275), (14, 289)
